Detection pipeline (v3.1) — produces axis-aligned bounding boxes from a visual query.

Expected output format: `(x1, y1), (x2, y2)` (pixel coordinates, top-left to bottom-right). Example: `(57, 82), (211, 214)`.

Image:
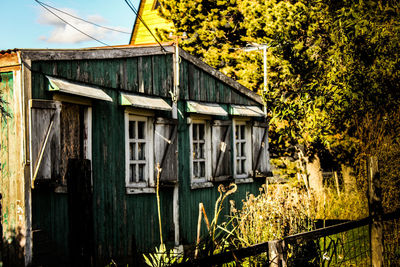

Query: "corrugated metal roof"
(120, 92), (172, 111)
(186, 101), (228, 116)
(230, 105), (265, 117)
(47, 76), (113, 102)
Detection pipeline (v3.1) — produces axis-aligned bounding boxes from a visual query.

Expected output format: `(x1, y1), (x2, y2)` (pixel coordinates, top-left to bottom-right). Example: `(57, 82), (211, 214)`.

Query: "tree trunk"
(341, 164), (357, 193)
(306, 154), (323, 192)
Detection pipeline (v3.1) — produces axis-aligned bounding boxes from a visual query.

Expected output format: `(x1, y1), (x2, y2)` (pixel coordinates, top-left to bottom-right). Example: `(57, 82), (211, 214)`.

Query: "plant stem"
(156, 163), (163, 246)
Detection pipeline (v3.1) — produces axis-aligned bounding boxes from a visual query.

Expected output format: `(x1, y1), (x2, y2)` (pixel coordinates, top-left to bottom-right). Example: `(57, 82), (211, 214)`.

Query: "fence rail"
(173, 209), (400, 266)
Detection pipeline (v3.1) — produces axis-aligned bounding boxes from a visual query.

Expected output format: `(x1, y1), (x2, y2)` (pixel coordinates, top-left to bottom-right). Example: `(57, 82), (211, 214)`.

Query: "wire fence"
(288, 225), (370, 266)
(284, 218), (371, 267)
(383, 212), (400, 265)
(173, 209), (400, 266)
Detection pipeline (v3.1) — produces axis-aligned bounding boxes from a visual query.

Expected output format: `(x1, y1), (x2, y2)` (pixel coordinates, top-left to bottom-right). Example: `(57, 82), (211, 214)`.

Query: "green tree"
(159, 0), (400, 192)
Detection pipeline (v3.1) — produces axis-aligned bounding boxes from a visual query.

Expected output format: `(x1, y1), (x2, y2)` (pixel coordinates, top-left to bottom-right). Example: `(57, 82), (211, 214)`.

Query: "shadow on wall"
(1, 194), (25, 267)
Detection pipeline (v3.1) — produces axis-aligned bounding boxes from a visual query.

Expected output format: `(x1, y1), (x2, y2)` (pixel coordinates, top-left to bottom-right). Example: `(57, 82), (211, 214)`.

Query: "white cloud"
(37, 7), (129, 45)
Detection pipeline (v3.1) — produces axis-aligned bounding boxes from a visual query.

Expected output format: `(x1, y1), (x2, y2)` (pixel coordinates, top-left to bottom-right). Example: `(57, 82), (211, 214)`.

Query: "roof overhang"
(47, 76), (113, 102)
(11, 45), (262, 105)
(186, 101), (228, 116)
(230, 105), (265, 117)
(120, 92), (172, 111)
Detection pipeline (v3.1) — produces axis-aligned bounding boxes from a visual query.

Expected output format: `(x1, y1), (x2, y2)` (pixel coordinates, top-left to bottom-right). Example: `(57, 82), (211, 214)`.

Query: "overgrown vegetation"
(140, 0), (400, 264)
(142, 181), (370, 266)
(233, 184), (315, 246)
(159, 0), (400, 208)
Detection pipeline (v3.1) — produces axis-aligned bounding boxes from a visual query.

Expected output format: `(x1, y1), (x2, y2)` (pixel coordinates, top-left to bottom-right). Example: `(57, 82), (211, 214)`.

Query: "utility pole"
(168, 32), (188, 105)
(168, 32), (187, 252)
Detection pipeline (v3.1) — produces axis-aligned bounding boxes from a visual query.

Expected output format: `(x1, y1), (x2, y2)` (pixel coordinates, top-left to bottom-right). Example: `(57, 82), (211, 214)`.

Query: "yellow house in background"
(130, 0), (174, 45)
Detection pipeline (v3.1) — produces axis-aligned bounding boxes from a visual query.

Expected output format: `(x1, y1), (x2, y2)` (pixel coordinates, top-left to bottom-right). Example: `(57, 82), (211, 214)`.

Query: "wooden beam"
(368, 156), (383, 267)
(20, 46), (174, 61)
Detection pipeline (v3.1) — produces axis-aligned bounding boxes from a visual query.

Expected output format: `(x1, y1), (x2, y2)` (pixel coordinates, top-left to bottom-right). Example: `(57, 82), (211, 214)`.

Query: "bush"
(232, 184), (316, 247)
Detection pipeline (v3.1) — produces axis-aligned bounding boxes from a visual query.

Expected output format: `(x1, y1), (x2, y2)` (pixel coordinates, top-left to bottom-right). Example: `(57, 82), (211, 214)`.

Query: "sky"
(1, 0), (140, 50)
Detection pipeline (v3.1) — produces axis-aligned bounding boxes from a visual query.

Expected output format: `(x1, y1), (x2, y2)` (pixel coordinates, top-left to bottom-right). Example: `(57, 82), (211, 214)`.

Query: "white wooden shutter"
(154, 117), (178, 185)
(29, 100), (61, 185)
(252, 121), (271, 177)
(211, 120), (232, 181)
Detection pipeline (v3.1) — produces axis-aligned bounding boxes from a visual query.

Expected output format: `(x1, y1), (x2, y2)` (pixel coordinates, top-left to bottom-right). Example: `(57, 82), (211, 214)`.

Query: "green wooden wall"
(28, 53), (264, 263)
(176, 101), (263, 245)
(179, 58), (259, 105)
(91, 90), (175, 263)
(31, 55), (173, 100)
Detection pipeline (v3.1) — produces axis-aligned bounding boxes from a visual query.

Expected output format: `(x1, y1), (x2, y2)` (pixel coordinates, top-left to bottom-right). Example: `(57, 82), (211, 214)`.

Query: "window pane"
(138, 143), (145, 160)
(138, 164), (145, 182)
(235, 125), (239, 139)
(193, 162), (198, 178)
(193, 124), (198, 139)
(129, 121), (136, 139)
(198, 124), (204, 140)
(199, 143), (204, 158)
(192, 144), (197, 159)
(236, 159), (241, 174)
(241, 143), (246, 157)
(138, 121), (145, 139)
(130, 164), (136, 183)
(200, 162), (205, 178)
(196, 144), (200, 159)
(236, 143), (240, 157)
(241, 160), (246, 174)
(240, 125), (245, 139)
(130, 143), (136, 160)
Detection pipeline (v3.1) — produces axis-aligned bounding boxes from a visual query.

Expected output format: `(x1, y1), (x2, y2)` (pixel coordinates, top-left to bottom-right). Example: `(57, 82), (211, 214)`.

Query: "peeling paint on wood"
(0, 71), (26, 265)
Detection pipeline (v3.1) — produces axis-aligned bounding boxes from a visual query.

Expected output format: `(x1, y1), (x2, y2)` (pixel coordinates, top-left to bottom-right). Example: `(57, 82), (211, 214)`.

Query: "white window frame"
(125, 113), (154, 193)
(233, 119), (253, 183)
(189, 117), (213, 189)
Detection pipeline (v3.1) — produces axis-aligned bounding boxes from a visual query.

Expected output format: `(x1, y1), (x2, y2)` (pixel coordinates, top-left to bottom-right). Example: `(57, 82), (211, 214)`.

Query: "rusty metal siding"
(0, 71), (26, 265)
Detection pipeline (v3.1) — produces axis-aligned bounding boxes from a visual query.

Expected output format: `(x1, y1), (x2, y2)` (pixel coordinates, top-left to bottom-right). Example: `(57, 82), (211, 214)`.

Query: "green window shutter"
(29, 100), (61, 185)
(154, 117), (178, 185)
(252, 121), (270, 178)
(211, 120), (232, 181)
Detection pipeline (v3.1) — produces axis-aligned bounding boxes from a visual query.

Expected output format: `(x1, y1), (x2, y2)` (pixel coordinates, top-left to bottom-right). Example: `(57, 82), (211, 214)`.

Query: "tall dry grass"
(231, 184), (317, 247)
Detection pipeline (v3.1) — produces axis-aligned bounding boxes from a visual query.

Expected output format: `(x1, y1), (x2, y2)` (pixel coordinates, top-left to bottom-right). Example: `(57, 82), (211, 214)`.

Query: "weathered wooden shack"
(0, 45), (270, 266)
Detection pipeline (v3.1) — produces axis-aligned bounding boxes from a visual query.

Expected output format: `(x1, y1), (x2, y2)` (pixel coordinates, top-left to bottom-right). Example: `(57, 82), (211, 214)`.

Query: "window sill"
(212, 175), (233, 182)
(126, 187), (155, 194)
(191, 182), (213, 190)
(234, 178), (254, 184)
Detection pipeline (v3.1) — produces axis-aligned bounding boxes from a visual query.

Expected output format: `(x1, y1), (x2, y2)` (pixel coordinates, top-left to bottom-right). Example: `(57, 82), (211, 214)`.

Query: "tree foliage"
(159, 0), (400, 171)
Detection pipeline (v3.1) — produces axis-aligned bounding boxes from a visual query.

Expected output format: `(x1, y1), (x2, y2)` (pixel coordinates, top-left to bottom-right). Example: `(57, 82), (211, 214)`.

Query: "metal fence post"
(368, 156), (384, 267)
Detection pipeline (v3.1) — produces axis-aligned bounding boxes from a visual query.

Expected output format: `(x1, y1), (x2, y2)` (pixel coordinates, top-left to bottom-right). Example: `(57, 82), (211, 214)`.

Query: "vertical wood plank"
(188, 64), (196, 100)
(179, 58), (189, 100)
(199, 71), (206, 102)
(368, 156), (383, 267)
(166, 54), (174, 99)
(152, 56), (160, 96)
(126, 57), (138, 92)
(143, 56), (152, 95)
